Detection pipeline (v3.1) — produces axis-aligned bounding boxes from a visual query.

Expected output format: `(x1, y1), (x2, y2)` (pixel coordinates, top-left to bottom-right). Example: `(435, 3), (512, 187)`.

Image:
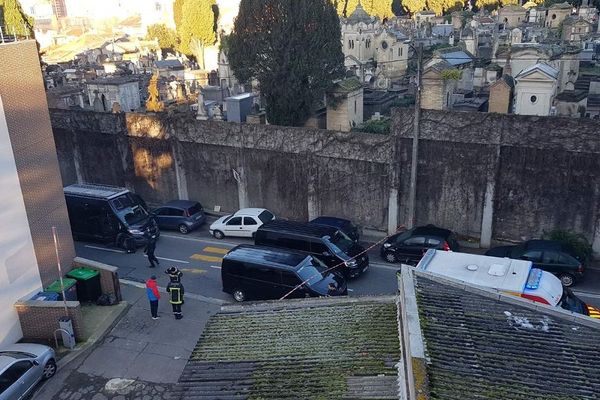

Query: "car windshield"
(0, 351), (34, 359)
(111, 194), (148, 226)
(187, 203), (203, 215)
(222, 215), (232, 224)
(327, 230), (353, 253)
(258, 210), (275, 224)
(297, 259), (327, 285)
(559, 290), (588, 315)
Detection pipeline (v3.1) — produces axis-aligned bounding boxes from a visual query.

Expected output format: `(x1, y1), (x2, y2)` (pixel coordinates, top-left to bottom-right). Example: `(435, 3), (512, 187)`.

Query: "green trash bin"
(67, 268), (102, 303)
(45, 278), (78, 301)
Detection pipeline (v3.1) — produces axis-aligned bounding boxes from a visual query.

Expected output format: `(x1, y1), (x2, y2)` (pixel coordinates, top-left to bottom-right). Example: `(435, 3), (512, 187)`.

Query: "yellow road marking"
(203, 246), (229, 255)
(180, 268), (208, 274)
(190, 254), (223, 262)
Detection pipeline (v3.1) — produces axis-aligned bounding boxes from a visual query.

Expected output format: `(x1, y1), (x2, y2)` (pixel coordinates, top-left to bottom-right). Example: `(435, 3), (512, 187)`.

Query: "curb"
(57, 301), (131, 369)
(120, 278), (228, 305)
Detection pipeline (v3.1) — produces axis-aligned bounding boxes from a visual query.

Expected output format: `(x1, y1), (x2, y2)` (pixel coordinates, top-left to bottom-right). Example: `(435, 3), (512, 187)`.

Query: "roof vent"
(488, 264), (508, 276)
(466, 264), (479, 271)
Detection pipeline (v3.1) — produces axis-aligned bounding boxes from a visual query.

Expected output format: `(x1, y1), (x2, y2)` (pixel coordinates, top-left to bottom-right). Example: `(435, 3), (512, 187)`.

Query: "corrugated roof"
(175, 297), (401, 399)
(333, 77), (362, 92)
(414, 274), (600, 400)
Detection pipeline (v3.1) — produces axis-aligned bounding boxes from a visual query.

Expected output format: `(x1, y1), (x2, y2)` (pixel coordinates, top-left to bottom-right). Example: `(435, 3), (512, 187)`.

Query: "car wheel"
(384, 252), (398, 263)
(559, 273), (575, 287)
(42, 359), (57, 380)
(178, 224), (189, 234)
(233, 289), (245, 302)
(213, 230), (224, 239)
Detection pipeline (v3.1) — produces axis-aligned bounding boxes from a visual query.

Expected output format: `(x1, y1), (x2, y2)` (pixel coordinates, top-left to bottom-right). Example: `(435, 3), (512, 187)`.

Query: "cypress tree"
(228, 0), (345, 126)
(0, 0), (34, 37)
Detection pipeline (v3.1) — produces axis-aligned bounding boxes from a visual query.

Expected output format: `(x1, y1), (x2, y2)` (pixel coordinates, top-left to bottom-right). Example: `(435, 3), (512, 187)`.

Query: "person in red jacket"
(145, 275), (161, 320)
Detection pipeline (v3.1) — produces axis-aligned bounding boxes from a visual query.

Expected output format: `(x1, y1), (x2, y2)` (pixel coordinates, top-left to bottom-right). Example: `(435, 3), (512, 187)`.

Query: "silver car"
(0, 344), (56, 400)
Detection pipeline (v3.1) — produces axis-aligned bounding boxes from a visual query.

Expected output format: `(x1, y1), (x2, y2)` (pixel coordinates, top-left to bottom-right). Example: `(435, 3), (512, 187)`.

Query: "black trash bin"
(45, 278), (78, 301)
(66, 268), (102, 303)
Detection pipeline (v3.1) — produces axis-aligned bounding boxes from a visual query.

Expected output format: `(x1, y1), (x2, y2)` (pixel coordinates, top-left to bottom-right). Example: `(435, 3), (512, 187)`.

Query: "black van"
(64, 184), (159, 248)
(221, 245), (347, 302)
(254, 220), (369, 278)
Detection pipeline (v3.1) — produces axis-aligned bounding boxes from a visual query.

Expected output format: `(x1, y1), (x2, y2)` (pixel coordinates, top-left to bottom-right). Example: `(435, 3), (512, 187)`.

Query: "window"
(558, 253), (578, 266)
(281, 236), (310, 252)
(542, 251), (560, 264)
(426, 238), (441, 247)
(186, 202), (203, 215)
(162, 208), (183, 217)
(243, 217), (257, 225)
(404, 236), (426, 246)
(246, 266), (275, 282)
(530, 95), (537, 104)
(354, 100), (357, 114)
(0, 361), (33, 392)
(552, 14), (556, 20)
(227, 217), (242, 226)
(399, 47), (403, 57)
(522, 250), (542, 262)
(281, 272), (301, 287)
(311, 241), (329, 254)
(393, 230), (412, 244)
(157, 208), (170, 216)
(258, 210), (275, 223)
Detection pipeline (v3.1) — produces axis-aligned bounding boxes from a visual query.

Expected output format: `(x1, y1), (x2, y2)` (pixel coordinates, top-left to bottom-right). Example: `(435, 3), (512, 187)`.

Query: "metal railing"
(0, 24), (32, 44)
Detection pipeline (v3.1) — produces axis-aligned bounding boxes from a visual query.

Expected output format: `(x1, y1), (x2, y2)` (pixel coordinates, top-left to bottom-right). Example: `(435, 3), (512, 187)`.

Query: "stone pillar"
(480, 146), (501, 248)
(307, 172), (320, 221)
(592, 212), (600, 257)
(172, 140), (189, 200)
(235, 167), (249, 209)
(388, 188), (399, 234)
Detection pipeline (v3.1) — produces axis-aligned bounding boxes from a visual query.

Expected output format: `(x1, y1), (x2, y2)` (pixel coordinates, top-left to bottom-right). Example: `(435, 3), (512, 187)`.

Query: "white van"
(416, 249), (598, 318)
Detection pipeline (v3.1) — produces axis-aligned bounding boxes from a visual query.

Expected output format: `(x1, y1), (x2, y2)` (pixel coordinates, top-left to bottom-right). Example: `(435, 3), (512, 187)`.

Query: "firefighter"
(165, 267), (184, 319)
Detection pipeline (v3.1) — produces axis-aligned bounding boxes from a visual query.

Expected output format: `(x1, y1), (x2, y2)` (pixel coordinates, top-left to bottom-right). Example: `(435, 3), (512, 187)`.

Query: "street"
(74, 217), (600, 309)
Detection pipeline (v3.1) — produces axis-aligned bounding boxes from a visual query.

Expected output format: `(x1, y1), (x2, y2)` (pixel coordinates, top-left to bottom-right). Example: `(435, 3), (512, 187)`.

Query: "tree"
(392, 0), (406, 14)
(173, 0), (185, 29)
(426, 0), (465, 14)
(178, 0), (217, 64)
(0, 0), (34, 37)
(402, 0), (427, 14)
(146, 24), (178, 57)
(331, 0), (393, 19)
(228, 0), (345, 126)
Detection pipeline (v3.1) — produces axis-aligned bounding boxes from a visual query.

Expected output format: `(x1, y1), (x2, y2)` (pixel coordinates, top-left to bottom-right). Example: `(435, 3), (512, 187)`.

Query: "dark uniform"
(167, 280), (184, 319)
(144, 234), (159, 268)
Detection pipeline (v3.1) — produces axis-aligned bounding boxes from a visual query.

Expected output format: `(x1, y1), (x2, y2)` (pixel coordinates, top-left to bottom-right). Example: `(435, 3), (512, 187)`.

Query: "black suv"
(485, 240), (584, 287)
(309, 216), (360, 242)
(255, 220), (369, 278)
(381, 225), (460, 264)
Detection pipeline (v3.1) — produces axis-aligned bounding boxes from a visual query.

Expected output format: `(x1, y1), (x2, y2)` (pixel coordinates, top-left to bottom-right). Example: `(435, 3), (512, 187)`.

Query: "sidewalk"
(34, 282), (220, 400)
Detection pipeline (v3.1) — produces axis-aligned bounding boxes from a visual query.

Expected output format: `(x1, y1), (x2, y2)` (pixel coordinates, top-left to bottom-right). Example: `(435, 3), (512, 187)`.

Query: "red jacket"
(146, 279), (160, 301)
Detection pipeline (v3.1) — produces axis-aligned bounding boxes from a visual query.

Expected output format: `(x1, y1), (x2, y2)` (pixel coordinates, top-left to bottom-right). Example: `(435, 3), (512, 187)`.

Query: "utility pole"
(406, 42), (423, 229)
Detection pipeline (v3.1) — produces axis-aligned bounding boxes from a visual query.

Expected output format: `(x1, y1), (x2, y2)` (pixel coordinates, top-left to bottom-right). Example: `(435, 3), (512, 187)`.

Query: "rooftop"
(409, 270), (600, 400)
(175, 297), (401, 399)
(515, 62), (559, 79)
(85, 76), (140, 85)
(555, 89), (588, 102)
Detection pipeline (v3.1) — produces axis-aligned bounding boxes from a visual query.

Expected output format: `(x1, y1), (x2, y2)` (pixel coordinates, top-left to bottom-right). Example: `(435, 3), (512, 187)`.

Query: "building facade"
(514, 63), (559, 116)
(0, 40), (75, 345)
(86, 78), (141, 112)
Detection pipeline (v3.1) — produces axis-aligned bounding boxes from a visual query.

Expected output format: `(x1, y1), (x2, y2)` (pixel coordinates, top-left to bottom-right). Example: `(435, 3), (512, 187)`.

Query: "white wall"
(515, 80), (556, 116)
(0, 96), (43, 346)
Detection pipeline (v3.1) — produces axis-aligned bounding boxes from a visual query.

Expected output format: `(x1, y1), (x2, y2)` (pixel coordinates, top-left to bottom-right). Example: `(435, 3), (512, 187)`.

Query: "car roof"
(259, 219), (339, 237)
(233, 208), (269, 217)
(411, 225), (452, 238)
(64, 183), (129, 200)
(310, 216), (351, 227)
(224, 245), (310, 271)
(163, 200), (201, 209)
(525, 240), (574, 253)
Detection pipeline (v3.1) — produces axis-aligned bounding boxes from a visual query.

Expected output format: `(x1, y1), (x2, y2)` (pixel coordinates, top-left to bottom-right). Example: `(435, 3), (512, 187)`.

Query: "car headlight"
(383, 243), (391, 248)
(345, 259), (357, 268)
(128, 229), (143, 235)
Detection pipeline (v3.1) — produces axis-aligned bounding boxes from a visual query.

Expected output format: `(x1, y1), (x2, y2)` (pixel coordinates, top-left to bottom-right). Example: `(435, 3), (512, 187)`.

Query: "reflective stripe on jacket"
(167, 282), (184, 304)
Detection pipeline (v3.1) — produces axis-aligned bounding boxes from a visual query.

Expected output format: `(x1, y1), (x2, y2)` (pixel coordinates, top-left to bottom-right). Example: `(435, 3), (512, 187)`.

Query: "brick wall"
(0, 40), (76, 287)
(14, 300), (83, 341)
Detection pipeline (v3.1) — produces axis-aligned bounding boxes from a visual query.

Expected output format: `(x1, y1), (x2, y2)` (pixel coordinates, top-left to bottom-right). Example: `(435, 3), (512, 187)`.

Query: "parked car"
(209, 208), (275, 239)
(0, 343), (56, 400)
(381, 225), (460, 264)
(255, 219), (369, 279)
(222, 245), (347, 302)
(151, 200), (206, 234)
(485, 240), (584, 287)
(309, 216), (360, 242)
(64, 183), (159, 248)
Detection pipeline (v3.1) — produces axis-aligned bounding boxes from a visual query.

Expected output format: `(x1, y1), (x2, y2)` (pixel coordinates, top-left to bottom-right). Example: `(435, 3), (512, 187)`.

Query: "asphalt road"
(73, 218), (600, 309)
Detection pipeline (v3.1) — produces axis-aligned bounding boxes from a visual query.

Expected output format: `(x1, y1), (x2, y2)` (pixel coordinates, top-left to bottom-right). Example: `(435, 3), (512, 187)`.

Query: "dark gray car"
(0, 343), (56, 400)
(152, 200), (206, 234)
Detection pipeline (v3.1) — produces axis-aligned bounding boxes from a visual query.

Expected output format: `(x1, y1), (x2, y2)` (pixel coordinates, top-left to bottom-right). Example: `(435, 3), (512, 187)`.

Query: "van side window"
(281, 236), (310, 252)
(281, 272), (301, 287)
(311, 241), (329, 254)
(225, 260), (245, 275)
(244, 217), (257, 225)
(246, 265), (274, 282)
